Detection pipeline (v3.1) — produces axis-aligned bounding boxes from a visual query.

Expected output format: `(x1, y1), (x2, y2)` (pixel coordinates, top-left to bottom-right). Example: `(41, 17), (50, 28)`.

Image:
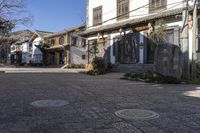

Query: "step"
(112, 64), (154, 73)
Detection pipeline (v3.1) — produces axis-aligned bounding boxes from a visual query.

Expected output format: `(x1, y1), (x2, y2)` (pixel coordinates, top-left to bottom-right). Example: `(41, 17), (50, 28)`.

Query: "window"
(71, 36), (77, 46)
(82, 55), (86, 60)
(50, 39), (55, 46)
(117, 0), (129, 20)
(81, 38), (86, 47)
(59, 36), (65, 45)
(29, 43), (32, 51)
(149, 0), (167, 12)
(93, 6), (102, 26)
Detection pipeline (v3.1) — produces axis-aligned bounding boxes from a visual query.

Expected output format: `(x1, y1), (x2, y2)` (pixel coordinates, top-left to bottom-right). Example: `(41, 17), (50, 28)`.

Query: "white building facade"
(10, 42), (32, 64)
(21, 42), (31, 64)
(29, 31), (53, 64)
(82, 0), (199, 64)
(10, 30), (33, 65)
(31, 37), (43, 64)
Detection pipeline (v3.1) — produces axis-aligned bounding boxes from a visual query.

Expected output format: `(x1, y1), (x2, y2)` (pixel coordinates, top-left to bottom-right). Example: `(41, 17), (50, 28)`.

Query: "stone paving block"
(0, 122), (29, 133)
(95, 128), (120, 133)
(64, 122), (86, 130)
(83, 120), (113, 129)
(139, 126), (168, 133)
(91, 106), (109, 114)
(0, 73), (200, 132)
(112, 122), (143, 133)
(99, 112), (122, 121)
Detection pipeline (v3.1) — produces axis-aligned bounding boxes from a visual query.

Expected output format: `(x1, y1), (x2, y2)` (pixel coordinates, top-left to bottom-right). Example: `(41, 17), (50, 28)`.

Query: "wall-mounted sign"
(133, 24), (149, 32)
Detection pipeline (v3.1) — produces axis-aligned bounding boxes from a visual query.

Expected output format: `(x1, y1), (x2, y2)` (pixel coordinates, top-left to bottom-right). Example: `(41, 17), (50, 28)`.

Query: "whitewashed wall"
(21, 42), (30, 64)
(87, 0), (195, 64)
(21, 42), (29, 53)
(32, 37), (43, 64)
(70, 47), (87, 65)
(87, 0), (192, 28)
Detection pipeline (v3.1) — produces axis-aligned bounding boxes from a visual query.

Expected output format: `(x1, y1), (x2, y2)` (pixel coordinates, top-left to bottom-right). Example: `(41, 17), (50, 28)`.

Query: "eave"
(80, 7), (192, 36)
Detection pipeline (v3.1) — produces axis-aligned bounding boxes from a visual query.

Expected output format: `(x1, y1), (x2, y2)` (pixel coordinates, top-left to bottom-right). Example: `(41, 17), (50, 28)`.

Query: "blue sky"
(14, 0), (86, 32)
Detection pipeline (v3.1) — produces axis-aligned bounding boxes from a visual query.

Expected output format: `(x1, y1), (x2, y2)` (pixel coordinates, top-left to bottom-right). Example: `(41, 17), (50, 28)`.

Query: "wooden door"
(115, 33), (139, 64)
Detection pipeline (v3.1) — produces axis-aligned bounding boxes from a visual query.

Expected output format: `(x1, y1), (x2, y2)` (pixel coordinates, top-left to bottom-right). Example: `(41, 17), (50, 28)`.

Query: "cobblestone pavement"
(0, 72), (200, 133)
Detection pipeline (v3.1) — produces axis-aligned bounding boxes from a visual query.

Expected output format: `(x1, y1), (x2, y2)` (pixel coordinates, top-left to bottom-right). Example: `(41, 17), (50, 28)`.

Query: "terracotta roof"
(80, 7), (186, 36)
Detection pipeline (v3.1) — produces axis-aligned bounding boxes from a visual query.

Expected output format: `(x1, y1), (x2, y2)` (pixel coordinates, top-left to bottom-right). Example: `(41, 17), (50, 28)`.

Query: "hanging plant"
(149, 19), (167, 51)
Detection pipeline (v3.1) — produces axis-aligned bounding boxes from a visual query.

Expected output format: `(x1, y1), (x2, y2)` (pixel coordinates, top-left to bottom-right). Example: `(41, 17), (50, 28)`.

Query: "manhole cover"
(115, 109), (159, 120)
(30, 100), (69, 108)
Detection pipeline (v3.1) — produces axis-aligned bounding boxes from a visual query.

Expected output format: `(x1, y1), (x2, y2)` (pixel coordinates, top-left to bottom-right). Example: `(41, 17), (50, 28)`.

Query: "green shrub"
(18, 63), (26, 66)
(123, 71), (181, 84)
(87, 70), (96, 76)
(66, 64), (85, 69)
(92, 57), (107, 75)
(185, 78), (200, 84)
(87, 57), (113, 75)
(161, 76), (181, 84)
(106, 62), (114, 72)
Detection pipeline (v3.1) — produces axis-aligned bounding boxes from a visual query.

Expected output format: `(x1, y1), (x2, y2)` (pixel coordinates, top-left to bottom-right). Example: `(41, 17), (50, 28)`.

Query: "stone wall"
(154, 44), (183, 79)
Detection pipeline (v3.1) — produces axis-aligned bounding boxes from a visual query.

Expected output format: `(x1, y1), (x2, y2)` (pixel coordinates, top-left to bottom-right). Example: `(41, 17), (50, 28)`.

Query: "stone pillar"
(64, 45), (70, 65)
(64, 47), (67, 65)
(139, 31), (144, 64)
(143, 32), (148, 64)
(55, 52), (59, 65)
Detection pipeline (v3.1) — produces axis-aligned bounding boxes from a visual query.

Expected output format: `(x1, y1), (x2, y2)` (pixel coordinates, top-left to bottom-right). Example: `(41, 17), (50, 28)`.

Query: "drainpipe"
(181, 0), (190, 79)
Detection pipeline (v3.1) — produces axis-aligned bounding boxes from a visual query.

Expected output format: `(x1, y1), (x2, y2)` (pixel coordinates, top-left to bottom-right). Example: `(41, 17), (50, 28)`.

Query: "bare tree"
(0, 0), (32, 33)
(0, 0), (32, 64)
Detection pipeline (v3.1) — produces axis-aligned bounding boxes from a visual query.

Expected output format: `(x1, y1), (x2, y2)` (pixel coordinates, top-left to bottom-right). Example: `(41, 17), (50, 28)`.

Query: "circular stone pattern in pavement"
(115, 109), (159, 120)
(30, 100), (69, 108)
